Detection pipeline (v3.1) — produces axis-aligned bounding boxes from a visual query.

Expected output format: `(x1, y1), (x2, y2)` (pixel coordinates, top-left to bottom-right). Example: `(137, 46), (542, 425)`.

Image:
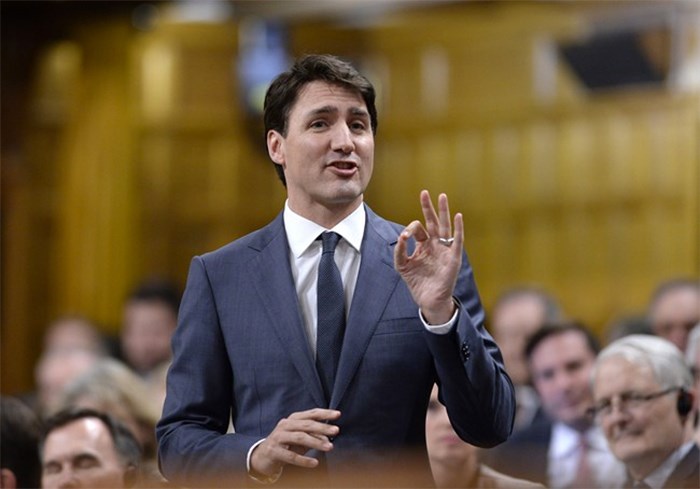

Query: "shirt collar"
(634, 441), (695, 489)
(550, 422), (607, 458)
(283, 201), (365, 258)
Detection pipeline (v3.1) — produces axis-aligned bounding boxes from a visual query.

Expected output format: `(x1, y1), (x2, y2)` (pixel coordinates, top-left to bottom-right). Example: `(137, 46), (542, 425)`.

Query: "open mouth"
(327, 161), (358, 176)
(330, 161), (357, 170)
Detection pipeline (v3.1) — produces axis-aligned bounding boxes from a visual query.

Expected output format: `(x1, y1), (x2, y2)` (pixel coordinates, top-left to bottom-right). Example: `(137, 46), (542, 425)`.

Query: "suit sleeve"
(156, 256), (258, 487)
(424, 250), (516, 448)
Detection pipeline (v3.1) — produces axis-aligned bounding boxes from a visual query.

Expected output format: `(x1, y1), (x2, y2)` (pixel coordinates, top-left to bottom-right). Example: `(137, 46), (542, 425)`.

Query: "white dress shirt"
(548, 422), (626, 488)
(284, 201), (365, 355)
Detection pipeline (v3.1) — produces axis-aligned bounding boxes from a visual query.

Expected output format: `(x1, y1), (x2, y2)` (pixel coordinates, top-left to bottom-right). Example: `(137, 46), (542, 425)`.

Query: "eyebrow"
(306, 106), (369, 119)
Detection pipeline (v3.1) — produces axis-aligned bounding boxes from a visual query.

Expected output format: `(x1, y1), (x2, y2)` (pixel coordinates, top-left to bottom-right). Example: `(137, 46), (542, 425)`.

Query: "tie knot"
(320, 232), (341, 254)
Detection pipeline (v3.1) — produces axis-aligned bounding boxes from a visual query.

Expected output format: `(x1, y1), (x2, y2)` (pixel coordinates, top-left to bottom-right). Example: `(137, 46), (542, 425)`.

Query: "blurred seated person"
(426, 384), (543, 489)
(55, 358), (162, 462)
(486, 321), (626, 488)
(591, 334), (698, 488)
(648, 278), (699, 352)
(43, 314), (109, 356)
(603, 313), (653, 345)
(120, 279), (180, 378)
(40, 407), (141, 489)
(144, 359), (170, 413)
(685, 324), (700, 444)
(489, 286), (563, 431)
(0, 396), (42, 489)
(34, 347), (102, 417)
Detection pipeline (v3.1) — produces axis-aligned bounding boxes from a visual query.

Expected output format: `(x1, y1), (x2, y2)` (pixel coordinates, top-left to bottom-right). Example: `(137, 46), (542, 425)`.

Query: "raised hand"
(394, 190), (463, 325)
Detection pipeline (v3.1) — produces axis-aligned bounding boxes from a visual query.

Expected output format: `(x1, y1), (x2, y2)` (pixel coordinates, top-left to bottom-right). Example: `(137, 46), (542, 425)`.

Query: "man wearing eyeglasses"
(591, 334), (699, 489)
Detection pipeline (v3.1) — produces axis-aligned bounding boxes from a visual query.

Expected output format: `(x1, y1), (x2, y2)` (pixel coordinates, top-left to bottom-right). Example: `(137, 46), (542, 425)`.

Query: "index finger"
(288, 409), (341, 422)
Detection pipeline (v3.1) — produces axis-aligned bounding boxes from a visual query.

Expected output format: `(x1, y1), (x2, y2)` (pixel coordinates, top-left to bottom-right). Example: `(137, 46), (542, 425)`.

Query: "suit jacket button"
(460, 342), (470, 360)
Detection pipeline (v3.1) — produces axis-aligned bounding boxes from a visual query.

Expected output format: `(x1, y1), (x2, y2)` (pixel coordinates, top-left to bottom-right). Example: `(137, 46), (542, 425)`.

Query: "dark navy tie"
(316, 232), (345, 404)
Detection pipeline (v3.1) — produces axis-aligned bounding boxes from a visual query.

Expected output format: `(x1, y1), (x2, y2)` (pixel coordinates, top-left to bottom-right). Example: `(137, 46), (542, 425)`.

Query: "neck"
(287, 197), (363, 229)
(431, 459), (479, 489)
(627, 446), (678, 481)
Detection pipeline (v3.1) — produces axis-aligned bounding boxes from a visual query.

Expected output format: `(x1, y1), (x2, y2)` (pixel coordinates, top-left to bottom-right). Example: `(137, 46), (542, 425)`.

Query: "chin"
(611, 440), (645, 465)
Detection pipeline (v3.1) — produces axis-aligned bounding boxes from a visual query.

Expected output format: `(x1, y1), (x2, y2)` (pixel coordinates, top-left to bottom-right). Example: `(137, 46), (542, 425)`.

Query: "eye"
(43, 462), (61, 475)
(597, 399), (612, 413)
(350, 120), (367, 132)
(536, 369), (554, 382)
(74, 455), (100, 470)
(310, 120), (328, 129)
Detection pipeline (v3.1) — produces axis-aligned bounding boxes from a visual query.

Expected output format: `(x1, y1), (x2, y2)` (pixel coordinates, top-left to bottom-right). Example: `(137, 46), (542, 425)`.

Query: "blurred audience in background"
(119, 279), (181, 378)
(15, 279), (700, 488)
(648, 278), (700, 352)
(34, 347), (103, 417)
(591, 335), (698, 489)
(426, 384), (543, 488)
(487, 321), (626, 488)
(488, 286), (563, 431)
(0, 396), (42, 489)
(686, 324), (700, 444)
(603, 313), (653, 346)
(40, 407), (142, 489)
(27, 315), (108, 416)
(54, 358), (162, 465)
(42, 314), (110, 356)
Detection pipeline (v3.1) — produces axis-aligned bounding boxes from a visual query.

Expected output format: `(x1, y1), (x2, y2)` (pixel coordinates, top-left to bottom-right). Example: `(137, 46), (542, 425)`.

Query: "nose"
(331, 124), (354, 154)
(56, 470), (79, 488)
(603, 397), (632, 425)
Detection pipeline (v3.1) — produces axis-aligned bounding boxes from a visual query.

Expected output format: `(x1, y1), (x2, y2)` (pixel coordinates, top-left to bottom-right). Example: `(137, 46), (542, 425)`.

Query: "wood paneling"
(2, 0), (698, 395)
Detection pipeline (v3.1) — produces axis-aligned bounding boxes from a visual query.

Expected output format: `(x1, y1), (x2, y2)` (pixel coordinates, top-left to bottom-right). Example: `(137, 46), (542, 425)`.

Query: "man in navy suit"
(591, 335), (699, 489)
(156, 54), (515, 488)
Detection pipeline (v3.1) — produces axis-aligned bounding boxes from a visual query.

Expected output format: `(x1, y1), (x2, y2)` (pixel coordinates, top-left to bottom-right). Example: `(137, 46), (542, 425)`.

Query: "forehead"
(594, 356), (659, 394)
(652, 287), (700, 315)
(531, 330), (592, 364)
(493, 297), (546, 329)
(44, 417), (115, 459)
(290, 81), (367, 116)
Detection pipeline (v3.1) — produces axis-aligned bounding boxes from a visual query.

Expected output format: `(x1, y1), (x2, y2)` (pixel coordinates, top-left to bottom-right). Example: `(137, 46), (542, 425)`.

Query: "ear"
(1, 468), (18, 489)
(267, 130), (286, 167)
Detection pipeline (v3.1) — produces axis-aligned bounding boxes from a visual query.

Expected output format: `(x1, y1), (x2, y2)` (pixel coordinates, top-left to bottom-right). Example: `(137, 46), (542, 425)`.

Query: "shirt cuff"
(419, 299), (459, 335)
(247, 439), (282, 484)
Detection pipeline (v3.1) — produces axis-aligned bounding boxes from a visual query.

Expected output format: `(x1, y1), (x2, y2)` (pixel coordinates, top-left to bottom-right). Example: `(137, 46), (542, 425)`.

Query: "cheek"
(601, 420), (616, 441)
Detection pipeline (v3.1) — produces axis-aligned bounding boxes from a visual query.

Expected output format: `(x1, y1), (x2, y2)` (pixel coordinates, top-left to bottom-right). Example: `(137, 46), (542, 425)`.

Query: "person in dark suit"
(156, 54), (515, 488)
(591, 334), (699, 489)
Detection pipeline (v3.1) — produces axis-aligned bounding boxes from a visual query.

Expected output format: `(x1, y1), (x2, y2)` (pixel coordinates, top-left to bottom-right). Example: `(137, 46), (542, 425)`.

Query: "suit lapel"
(330, 208), (401, 409)
(248, 214), (327, 408)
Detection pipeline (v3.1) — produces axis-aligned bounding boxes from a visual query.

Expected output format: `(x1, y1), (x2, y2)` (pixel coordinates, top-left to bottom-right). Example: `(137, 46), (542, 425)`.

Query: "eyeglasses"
(587, 387), (679, 421)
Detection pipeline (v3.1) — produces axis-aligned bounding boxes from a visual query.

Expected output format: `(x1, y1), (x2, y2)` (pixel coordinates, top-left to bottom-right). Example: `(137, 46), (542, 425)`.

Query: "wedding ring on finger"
(438, 237), (455, 247)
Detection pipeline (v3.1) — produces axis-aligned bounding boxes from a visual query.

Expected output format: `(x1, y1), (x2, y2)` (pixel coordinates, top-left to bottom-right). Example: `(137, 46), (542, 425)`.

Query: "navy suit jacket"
(156, 206), (515, 487)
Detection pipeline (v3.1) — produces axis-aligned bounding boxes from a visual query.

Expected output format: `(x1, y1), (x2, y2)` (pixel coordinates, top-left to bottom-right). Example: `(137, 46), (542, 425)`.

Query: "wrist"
(422, 299), (457, 325)
(248, 440), (282, 484)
